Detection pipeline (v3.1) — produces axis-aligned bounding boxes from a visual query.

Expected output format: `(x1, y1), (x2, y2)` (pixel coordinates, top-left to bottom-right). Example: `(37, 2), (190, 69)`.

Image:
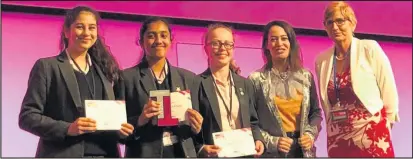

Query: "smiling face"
(64, 11), (98, 53)
(267, 25), (291, 61)
(204, 27), (235, 68)
(141, 20), (172, 60)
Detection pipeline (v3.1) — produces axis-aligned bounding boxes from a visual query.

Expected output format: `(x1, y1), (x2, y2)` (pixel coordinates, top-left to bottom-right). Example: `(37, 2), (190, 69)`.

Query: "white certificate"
(212, 128), (257, 157)
(170, 90), (192, 124)
(85, 100), (127, 130)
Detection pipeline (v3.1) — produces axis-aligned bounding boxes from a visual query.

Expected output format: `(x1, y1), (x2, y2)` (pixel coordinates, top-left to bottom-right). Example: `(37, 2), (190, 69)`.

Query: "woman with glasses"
(248, 20), (322, 158)
(192, 23), (265, 158)
(315, 1), (398, 157)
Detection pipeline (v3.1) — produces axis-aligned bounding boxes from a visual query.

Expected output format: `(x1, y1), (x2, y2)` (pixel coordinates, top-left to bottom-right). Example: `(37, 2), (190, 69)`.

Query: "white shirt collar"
(211, 70), (234, 87)
(65, 49), (92, 73)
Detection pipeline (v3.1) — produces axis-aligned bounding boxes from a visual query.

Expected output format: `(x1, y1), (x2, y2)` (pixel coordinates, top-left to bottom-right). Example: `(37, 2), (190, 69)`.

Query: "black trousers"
(162, 143), (185, 158)
(284, 131), (304, 158)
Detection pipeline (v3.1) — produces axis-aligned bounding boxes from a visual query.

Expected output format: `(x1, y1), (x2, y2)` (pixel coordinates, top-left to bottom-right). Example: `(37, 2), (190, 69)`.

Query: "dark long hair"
(59, 6), (121, 82)
(262, 20), (303, 71)
(137, 17), (173, 64)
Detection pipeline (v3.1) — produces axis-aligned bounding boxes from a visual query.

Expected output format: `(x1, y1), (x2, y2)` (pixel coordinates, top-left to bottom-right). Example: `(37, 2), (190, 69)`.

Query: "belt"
(286, 131), (300, 138)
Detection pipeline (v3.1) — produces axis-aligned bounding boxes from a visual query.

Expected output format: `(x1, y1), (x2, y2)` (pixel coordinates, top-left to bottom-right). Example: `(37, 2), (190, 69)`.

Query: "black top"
(18, 52), (120, 157)
(153, 68), (185, 158)
(115, 60), (198, 158)
(73, 64), (107, 156)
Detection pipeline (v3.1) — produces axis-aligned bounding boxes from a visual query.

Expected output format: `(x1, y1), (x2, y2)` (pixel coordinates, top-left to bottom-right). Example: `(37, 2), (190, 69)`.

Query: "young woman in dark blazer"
(18, 6), (134, 158)
(192, 23), (265, 158)
(115, 17), (203, 158)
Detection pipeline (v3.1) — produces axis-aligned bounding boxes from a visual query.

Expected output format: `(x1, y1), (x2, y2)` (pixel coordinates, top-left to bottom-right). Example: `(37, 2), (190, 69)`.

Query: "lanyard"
(70, 55), (95, 99)
(212, 74), (233, 127)
(333, 50), (340, 103)
(333, 48), (349, 105)
(150, 63), (166, 83)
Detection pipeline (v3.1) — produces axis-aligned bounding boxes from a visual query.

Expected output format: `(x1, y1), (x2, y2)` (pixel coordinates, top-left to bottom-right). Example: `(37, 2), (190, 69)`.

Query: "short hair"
(324, 1), (357, 26)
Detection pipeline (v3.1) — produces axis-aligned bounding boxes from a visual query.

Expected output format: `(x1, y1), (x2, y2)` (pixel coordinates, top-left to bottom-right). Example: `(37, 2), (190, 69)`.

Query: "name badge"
(331, 102), (348, 122)
(162, 131), (178, 146)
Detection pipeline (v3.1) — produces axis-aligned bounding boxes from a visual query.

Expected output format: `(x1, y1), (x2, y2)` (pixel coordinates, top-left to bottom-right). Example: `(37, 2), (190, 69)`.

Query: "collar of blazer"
(136, 58), (186, 94)
(200, 68), (249, 130)
(56, 51), (115, 112)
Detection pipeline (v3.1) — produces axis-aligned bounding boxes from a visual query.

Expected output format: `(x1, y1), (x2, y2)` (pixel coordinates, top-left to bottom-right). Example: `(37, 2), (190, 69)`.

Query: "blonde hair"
(203, 23), (240, 74)
(203, 23), (235, 45)
(324, 1), (357, 25)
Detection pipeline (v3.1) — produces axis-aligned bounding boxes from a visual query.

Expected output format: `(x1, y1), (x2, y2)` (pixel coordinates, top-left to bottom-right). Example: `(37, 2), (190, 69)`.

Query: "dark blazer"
(18, 52), (121, 158)
(114, 60), (198, 158)
(192, 69), (265, 156)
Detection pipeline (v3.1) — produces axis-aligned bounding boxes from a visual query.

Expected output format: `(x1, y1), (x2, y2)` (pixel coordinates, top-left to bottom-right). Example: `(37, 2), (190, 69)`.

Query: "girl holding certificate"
(315, 2), (398, 157)
(248, 20), (322, 157)
(115, 17), (204, 158)
(18, 6), (134, 158)
(192, 23), (265, 158)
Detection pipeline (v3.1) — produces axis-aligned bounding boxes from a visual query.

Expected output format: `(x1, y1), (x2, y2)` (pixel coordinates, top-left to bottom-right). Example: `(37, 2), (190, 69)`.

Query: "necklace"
(335, 48), (350, 61)
(279, 71), (289, 81)
(272, 67), (290, 81)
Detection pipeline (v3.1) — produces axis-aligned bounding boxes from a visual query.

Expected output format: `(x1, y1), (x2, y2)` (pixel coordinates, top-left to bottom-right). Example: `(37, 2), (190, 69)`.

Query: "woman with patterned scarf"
(248, 20), (323, 158)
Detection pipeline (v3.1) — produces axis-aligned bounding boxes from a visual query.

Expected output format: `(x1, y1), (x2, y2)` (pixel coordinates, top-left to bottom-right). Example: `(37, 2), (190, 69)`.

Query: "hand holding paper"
(85, 100), (127, 130)
(187, 109), (203, 134)
(138, 99), (161, 127)
(67, 117), (97, 136)
(149, 90), (193, 126)
(201, 145), (222, 157)
(119, 123), (134, 139)
(254, 140), (265, 157)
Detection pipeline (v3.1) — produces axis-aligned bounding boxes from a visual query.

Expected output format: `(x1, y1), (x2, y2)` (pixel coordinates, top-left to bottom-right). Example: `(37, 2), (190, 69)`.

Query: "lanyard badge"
(331, 49), (349, 123)
(331, 103), (348, 122)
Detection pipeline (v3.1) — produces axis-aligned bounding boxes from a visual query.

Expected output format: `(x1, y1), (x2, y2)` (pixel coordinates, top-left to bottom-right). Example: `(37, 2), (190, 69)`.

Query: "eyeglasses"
(324, 18), (348, 27)
(207, 41), (234, 49)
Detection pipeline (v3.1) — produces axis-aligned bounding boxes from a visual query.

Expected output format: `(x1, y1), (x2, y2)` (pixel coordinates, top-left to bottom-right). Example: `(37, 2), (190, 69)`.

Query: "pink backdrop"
(2, 12), (412, 157)
(2, 1), (412, 38)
